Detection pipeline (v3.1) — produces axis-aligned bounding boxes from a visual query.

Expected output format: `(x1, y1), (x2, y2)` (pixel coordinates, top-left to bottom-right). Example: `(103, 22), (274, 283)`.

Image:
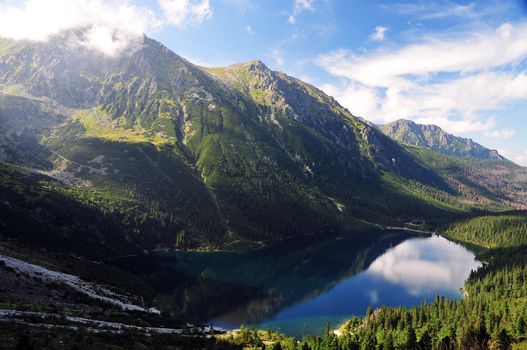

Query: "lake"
(113, 231), (481, 338)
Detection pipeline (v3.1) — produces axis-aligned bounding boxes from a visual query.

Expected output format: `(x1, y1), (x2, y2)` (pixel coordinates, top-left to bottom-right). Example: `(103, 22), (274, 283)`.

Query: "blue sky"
(1, 0), (527, 164)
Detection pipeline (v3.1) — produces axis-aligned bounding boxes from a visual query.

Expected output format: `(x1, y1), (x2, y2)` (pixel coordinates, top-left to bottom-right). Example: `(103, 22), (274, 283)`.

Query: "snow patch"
(0, 309), (223, 335)
(0, 255), (159, 314)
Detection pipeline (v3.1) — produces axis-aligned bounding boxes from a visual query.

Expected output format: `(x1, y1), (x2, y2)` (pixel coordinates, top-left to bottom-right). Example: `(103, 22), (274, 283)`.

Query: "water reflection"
(367, 235), (481, 296)
(112, 232), (480, 337)
(252, 235), (481, 336)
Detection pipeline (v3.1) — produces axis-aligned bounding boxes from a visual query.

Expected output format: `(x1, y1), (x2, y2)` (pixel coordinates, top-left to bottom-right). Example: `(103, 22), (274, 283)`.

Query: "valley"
(0, 27), (526, 350)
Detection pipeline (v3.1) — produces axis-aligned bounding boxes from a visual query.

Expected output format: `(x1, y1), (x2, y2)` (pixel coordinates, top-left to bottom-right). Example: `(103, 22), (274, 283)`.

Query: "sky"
(1, 0), (527, 164)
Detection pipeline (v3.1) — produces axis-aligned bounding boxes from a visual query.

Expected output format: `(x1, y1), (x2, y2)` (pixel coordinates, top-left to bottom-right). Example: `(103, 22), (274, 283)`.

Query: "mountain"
(378, 119), (527, 210)
(379, 119), (505, 160)
(0, 32), (525, 257)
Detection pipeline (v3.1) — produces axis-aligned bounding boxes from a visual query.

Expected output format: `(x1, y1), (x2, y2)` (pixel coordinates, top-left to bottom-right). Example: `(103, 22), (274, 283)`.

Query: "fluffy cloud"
(0, 0), (213, 56)
(320, 82), (379, 119)
(319, 23), (527, 87)
(267, 47), (285, 66)
(514, 149), (527, 166)
(483, 128), (516, 139)
(0, 0), (161, 56)
(367, 236), (480, 295)
(317, 22), (527, 134)
(380, 1), (479, 20)
(370, 26), (387, 42)
(288, 0), (315, 24)
(159, 0), (212, 27)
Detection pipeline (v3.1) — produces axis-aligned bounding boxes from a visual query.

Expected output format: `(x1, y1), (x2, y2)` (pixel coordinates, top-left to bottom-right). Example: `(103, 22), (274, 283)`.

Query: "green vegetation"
(2, 32), (527, 350)
(406, 145), (527, 212)
(0, 324), (220, 350)
(88, 213), (525, 350)
(380, 119), (505, 161)
(2, 34), (526, 251)
(71, 107), (171, 145)
(237, 213), (525, 350)
(443, 213), (527, 248)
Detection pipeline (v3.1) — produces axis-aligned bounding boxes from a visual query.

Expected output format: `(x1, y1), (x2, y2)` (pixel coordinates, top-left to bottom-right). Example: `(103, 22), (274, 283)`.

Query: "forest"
(218, 213), (527, 350)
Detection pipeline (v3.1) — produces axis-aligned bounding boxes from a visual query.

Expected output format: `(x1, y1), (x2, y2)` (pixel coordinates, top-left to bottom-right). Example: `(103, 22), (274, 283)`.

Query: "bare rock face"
(0, 30), (522, 254)
(379, 119), (505, 161)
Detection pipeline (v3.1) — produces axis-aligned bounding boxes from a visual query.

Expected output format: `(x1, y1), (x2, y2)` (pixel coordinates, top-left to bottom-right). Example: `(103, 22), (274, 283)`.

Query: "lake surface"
(113, 231), (481, 338)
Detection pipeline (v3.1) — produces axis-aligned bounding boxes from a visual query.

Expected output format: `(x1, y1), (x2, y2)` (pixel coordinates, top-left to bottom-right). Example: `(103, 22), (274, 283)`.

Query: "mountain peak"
(245, 59), (268, 70)
(210, 59), (271, 75)
(379, 119), (505, 161)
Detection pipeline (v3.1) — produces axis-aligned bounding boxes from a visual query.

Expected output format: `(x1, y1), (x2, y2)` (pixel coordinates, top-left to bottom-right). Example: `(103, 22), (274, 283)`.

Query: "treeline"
(442, 213), (527, 248)
(407, 145), (527, 210)
(224, 214), (527, 349)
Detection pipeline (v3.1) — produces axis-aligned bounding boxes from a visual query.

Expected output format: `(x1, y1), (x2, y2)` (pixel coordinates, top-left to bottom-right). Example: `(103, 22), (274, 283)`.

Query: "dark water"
(113, 231), (480, 338)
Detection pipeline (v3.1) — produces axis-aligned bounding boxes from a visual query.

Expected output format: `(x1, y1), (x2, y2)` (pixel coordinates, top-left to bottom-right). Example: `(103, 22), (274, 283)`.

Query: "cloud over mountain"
(318, 21), (527, 135)
(0, 0), (213, 56)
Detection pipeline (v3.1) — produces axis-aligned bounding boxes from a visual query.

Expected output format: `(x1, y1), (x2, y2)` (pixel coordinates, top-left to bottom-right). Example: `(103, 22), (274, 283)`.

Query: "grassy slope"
(1, 36), (524, 252)
(379, 119), (504, 160)
(407, 145), (527, 211)
(206, 62), (472, 229)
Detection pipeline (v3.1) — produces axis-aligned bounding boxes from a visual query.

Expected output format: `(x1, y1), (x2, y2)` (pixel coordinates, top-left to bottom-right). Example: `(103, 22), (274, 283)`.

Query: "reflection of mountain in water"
(113, 230), (412, 324)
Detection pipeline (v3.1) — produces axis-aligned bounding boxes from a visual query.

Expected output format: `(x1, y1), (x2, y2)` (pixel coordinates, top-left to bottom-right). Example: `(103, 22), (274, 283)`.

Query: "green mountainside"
(1, 31), (527, 350)
(379, 119), (505, 160)
(405, 145), (527, 211)
(251, 213), (527, 350)
(0, 33), (525, 256)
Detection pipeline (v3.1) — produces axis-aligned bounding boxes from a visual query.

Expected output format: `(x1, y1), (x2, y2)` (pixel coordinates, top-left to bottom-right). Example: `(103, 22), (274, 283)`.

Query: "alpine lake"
(113, 230), (481, 338)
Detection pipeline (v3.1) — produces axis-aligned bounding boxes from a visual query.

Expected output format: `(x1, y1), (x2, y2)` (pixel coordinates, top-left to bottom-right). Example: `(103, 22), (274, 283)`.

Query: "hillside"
(0, 32), (525, 256)
(254, 213), (527, 349)
(379, 119), (505, 160)
(405, 145), (527, 210)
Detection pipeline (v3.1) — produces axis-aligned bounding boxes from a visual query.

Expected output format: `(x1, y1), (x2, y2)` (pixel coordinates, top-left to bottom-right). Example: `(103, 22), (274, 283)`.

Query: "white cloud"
(483, 128), (516, 138)
(288, 0), (315, 24)
(222, 0), (255, 14)
(267, 47), (285, 67)
(159, 0), (212, 27)
(0, 0), (161, 56)
(0, 0), (214, 56)
(318, 22), (527, 87)
(380, 1), (480, 20)
(370, 26), (387, 42)
(514, 149), (527, 166)
(367, 236), (480, 296)
(320, 82), (379, 118)
(367, 290), (379, 304)
(320, 72), (527, 134)
(317, 22), (527, 135)
(414, 115), (497, 135)
(245, 25), (253, 34)
(497, 148), (510, 157)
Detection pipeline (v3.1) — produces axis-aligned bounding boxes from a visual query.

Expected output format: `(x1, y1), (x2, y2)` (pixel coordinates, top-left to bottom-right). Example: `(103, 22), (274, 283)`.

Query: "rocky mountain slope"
(379, 119), (505, 160)
(0, 32), (525, 256)
(378, 119), (527, 210)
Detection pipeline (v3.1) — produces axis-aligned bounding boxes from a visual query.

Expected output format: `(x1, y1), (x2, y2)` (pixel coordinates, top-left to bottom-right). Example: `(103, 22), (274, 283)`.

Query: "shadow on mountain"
(112, 230), (413, 324)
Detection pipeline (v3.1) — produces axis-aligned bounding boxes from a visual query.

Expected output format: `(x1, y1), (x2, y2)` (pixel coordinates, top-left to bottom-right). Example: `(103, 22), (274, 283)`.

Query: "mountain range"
(379, 119), (505, 160)
(1, 32), (526, 256)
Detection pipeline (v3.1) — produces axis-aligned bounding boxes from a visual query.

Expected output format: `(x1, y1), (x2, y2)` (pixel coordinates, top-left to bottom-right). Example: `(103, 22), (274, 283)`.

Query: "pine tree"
(497, 329), (511, 350)
(516, 315), (526, 336)
(382, 332), (395, 350)
(403, 325), (417, 350)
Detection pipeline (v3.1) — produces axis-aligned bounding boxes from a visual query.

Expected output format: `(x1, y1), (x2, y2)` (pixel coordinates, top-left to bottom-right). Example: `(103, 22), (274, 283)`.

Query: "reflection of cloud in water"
(367, 290), (379, 304)
(366, 235), (481, 295)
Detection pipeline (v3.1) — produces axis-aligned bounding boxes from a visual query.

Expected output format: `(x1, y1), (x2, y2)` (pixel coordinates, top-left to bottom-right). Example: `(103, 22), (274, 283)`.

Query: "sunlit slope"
(0, 33), (522, 252)
(380, 119), (505, 160)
